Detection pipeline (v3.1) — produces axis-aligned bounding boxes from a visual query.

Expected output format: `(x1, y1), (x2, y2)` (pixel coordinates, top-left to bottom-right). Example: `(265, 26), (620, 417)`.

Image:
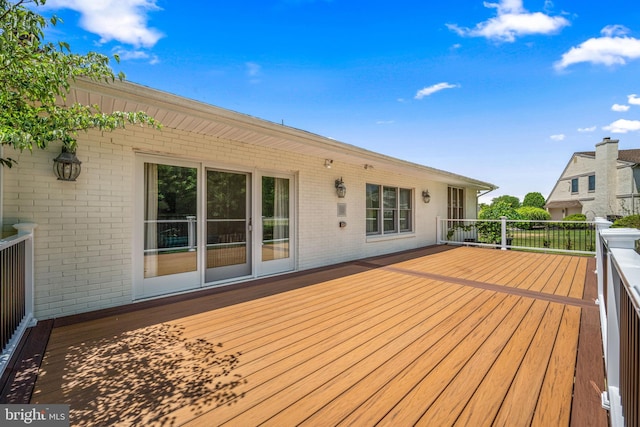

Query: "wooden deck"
(28, 246), (608, 426)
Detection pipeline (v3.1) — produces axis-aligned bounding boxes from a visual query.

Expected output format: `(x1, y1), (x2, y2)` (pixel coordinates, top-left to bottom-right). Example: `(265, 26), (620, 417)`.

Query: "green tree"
(490, 195), (520, 209)
(0, 0), (160, 167)
(516, 206), (550, 229)
(477, 201), (521, 243)
(522, 192), (546, 209)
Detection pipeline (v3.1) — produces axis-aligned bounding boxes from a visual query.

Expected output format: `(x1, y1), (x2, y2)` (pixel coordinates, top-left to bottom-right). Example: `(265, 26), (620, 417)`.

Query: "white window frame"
(366, 183), (413, 236)
(448, 186), (464, 220)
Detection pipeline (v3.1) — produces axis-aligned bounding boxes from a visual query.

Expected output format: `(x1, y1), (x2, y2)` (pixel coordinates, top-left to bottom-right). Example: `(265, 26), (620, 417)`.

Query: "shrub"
(515, 206), (551, 229)
(561, 213), (587, 229)
(563, 213), (586, 221)
(490, 195), (521, 209)
(611, 214), (640, 229)
(477, 201), (521, 243)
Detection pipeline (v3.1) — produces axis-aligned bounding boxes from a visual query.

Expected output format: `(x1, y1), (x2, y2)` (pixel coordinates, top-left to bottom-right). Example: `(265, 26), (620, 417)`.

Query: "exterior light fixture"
(335, 177), (346, 198)
(325, 159), (333, 169)
(422, 190), (431, 203)
(53, 147), (82, 181)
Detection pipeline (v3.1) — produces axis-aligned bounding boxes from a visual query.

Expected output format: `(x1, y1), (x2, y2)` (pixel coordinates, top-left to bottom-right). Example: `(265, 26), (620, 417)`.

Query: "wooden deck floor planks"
(29, 247), (606, 426)
(532, 305), (582, 427)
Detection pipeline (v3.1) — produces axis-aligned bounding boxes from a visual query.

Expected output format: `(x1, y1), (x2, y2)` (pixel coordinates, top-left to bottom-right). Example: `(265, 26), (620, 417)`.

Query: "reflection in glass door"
(205, 170), (251, 282)
(260, 175), (293, 275)
(143, 163), (199, 285)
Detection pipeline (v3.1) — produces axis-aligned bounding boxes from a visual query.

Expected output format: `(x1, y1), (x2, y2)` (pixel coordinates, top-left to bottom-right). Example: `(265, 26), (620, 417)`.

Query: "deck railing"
(595, 218), (640, 427)
(437, 216), (596, 254)
(0, 223), (37, 377)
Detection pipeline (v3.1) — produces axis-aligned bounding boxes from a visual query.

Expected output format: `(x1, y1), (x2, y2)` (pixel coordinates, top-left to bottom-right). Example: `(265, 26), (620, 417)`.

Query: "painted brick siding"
(4, 125), (452, 318)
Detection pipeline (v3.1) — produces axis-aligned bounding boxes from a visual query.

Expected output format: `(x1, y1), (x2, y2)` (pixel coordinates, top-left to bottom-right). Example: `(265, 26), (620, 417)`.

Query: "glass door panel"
(205, 170), (251, 282)
(144, 163), (198, 279)
(261, 176), (290, 262)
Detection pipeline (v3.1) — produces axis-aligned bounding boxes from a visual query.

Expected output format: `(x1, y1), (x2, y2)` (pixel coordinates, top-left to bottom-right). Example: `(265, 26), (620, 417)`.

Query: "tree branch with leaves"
(0, 0), (160, 167)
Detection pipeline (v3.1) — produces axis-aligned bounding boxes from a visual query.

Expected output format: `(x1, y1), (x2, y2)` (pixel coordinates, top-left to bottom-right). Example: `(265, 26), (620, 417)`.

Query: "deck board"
(28, 246), (606, 426)
(532, 305), (582, 427)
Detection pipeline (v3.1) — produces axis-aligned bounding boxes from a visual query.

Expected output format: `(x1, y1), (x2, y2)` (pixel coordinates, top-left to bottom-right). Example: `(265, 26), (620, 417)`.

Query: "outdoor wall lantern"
(335, 177), (346, 198)
(53, 146), (82, 181)
(422, 190), (431, 204)
(324, 159), (333, 169)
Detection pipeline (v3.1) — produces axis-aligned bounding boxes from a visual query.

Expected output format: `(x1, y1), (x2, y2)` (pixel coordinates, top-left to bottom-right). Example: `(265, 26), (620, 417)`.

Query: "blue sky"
(40, 0), (640, 203)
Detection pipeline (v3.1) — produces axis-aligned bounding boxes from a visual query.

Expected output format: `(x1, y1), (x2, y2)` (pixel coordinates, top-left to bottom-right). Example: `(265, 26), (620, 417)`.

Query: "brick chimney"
(594, 137), (619, 218)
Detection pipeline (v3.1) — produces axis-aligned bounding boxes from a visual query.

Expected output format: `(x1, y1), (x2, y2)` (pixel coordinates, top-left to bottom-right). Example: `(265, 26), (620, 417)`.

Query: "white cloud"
(376, 120), (395, 125)
(601, 24), (630, 37)
(246, 62), (261, 77)
(113, 47), (159, 64)
(611, 103), (630, 112)
(414, 82), (459, 100)
(447, 0), (569, 42)
(603, 119), (640, 133)
(577, 126), (597, 132)
(555, 26), (640, 70)
(628, 94), (640, 105)
(45, 0), (164, 48)
(245, 62), (262, 84)
(550, 134), (566, 141)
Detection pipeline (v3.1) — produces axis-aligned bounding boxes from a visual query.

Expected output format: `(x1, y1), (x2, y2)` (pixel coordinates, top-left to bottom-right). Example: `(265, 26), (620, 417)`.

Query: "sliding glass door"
(135, 158), (295, 298)
(205, 169), (251, 282)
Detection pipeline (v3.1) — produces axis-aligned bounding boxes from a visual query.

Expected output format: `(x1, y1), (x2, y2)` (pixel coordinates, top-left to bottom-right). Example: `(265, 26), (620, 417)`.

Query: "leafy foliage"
(562, 213), (586, 221)
(522, 192), (546, 209)
(561, 213), (588, 229)
(517, 206), (551, 221)
(515, 206), (550, 229)
(0, 0), (160, 167)
(479, 200), (521, 221)
(612, 214), (640, 229)
(477, 201), (521, 243)
(490, 195), (520, 209)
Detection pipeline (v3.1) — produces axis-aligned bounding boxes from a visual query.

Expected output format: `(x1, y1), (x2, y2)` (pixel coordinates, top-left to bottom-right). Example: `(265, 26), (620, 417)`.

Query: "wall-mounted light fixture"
(421, 190), (431, 203)
(53, 147), (82, 181)
(364, 164), (374, 170)
(335, 177), (346, 198)
(324, 159), (333, 169)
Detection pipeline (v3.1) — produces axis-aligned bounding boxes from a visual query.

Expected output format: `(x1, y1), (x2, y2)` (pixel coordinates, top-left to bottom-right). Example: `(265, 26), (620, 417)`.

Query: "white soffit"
(69, 78), (496, 191)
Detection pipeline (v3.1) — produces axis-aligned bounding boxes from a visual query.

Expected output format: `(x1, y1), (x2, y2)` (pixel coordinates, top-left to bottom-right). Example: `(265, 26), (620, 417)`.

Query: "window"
(366, 184), (412, 235)
(571, 178), (579, 193)
(448, 187), (464, 219)
(588, 175), (595, 192)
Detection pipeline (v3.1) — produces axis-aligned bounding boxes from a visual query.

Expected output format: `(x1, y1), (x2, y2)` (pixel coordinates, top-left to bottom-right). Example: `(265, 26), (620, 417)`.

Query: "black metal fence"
(441, 219), (596, 254)
(1, 240), (26, 354)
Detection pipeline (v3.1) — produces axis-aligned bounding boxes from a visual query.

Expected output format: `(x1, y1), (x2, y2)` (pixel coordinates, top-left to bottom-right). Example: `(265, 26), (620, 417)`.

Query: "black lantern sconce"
(53, 147), (82, 181)
(422, 190), (431, 204)
(335, 177), (346, 198)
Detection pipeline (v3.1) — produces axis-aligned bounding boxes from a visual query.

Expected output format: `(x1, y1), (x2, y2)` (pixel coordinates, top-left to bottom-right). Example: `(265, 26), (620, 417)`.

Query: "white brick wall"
(4, 125), (467, 318)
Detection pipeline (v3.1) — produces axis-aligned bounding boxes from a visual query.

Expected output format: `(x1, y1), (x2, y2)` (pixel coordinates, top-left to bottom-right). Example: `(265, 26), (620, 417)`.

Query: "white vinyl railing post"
(500, 216), (507, 250)
(436, 216), (443, 244)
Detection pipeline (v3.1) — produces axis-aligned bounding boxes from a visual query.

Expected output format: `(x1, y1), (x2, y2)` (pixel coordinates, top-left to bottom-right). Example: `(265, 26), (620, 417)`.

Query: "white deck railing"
(595, 218), (640, 427)
(0, 223), (37, 378)
(437, 216), (596, 254)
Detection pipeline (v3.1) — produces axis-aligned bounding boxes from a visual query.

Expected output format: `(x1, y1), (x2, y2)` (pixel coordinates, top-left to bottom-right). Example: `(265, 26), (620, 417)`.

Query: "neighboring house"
(545, 137), (640, 220)
(0, 79), (496, 319)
